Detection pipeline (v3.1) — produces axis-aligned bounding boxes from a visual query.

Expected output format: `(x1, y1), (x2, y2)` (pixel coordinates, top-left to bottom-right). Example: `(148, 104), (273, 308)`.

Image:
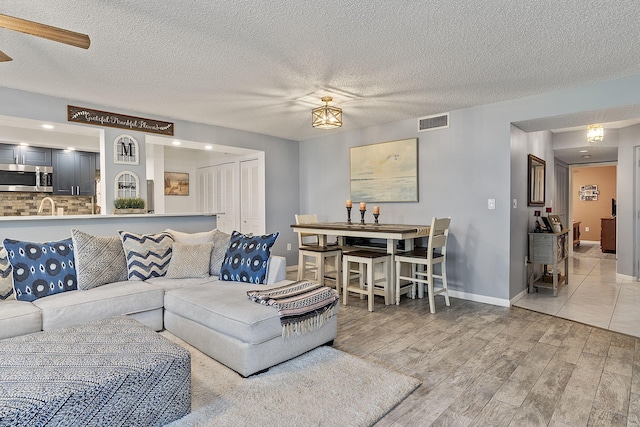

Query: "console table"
(601, 217), (616, 253)
(528, 229), (569, 297)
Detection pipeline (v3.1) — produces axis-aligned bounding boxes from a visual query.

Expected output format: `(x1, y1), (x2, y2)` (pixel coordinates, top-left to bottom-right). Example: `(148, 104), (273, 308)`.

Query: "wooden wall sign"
(67, 105), (174, 136)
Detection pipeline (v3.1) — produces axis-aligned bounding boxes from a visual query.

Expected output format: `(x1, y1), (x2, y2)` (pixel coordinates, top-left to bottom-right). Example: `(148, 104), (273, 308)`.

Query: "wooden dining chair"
(395, 217), (451, 313)
(295, 214), (342, 293)
(342, 249), (392, 312)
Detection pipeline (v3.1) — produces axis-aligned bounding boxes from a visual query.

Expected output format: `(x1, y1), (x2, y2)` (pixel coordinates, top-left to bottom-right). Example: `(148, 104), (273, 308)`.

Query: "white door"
(240, 158), (265, 235)
(554, 160), (569, 227)
(212, 162), (238, 233)
(196, 167), (214, 213)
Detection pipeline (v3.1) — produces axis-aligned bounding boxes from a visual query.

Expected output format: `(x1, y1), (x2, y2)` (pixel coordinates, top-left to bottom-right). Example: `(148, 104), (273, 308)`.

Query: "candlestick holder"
(360, 209), (366, 224)
(374, 213), (379, 224)
(346, 207), (352, 224)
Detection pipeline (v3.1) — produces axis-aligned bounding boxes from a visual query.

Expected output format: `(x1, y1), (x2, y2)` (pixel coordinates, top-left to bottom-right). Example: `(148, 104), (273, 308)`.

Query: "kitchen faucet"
(38, 197), (56, 216)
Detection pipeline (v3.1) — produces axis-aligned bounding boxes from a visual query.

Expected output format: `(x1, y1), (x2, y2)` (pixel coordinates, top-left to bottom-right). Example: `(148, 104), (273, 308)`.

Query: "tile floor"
(514, 242), (640, 338)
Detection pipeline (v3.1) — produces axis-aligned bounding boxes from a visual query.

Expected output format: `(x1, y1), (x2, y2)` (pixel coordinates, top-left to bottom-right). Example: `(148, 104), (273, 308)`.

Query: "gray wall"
(301, 74), (640, 303)
(617, 124), (640, 277)
(0, 87), (301, 265)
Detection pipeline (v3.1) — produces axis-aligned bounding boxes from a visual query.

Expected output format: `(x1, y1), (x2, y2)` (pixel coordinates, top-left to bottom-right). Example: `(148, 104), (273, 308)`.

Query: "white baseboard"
(510, 288), (528, 306)
(617, 272), (637, 282)
(447, 289), (510, 308)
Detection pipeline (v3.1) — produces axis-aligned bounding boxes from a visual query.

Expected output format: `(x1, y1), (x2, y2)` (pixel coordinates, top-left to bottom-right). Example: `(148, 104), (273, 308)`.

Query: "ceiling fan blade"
(0, 49), (12, 62)
(0, 14), (90, 49)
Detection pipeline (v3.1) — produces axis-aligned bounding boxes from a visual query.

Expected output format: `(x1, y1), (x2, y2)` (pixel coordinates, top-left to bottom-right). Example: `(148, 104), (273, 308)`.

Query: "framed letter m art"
(350, 138), (418, 202)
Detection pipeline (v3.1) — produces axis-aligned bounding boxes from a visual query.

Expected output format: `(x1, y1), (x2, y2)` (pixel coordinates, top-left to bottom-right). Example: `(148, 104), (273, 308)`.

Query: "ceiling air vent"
(418, 113), (449, 132)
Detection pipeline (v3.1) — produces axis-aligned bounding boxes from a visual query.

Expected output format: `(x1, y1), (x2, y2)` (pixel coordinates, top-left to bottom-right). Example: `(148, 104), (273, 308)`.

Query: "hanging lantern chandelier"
(312, 97), (342, 129)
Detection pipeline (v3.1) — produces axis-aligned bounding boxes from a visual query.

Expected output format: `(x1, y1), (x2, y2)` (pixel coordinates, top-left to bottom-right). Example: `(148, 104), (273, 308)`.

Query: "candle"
(373, 206), (380, 214)
(346, 199), (352, 208)
(360, 202), (366, 210)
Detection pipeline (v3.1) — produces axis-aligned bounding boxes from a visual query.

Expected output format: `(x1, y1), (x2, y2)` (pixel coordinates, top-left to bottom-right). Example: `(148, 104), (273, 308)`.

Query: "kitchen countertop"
(0, 212), (218, 221)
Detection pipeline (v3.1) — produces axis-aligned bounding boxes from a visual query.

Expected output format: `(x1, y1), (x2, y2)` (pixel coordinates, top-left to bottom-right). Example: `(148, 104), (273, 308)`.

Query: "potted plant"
(113, 197), (146, 214)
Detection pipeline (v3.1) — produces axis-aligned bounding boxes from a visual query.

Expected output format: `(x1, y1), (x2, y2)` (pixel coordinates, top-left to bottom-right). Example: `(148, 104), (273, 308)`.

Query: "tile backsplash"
(0, 193), (95, 216)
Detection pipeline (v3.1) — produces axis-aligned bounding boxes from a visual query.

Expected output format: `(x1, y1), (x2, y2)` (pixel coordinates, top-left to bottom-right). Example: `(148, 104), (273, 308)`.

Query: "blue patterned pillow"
(3, 238), (77, 302)
(220, 231), (279, 284)
(118, 231), (174, 280)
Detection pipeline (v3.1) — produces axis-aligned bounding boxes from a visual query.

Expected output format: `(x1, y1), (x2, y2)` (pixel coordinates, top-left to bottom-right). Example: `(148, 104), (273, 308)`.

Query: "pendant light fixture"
(312, 97), (342, 129)
(587, 124), (604, 144)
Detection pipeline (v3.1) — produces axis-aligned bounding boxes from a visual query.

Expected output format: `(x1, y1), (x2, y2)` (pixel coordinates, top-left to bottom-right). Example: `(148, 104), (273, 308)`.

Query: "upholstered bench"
(0, 316), (190, 426)
(163, 280), (338, 377)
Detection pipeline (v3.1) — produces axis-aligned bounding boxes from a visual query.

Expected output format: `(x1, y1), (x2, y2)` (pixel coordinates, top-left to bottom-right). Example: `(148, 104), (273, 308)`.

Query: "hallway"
(514, 242), (640, 338)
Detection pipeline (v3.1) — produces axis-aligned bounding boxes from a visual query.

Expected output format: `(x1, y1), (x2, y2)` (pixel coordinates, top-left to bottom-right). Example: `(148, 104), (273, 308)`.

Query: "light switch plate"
(512, 199), (517, 208)
(488, 199), (496, 209)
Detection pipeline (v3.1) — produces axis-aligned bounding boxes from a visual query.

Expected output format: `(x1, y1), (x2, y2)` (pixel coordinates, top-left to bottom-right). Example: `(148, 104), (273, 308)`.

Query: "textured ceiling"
(2, 1), (640, 142)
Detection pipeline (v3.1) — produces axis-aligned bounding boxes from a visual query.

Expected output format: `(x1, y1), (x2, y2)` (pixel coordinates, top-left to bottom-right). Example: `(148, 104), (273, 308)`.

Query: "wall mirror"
(528, 154), (545, 206)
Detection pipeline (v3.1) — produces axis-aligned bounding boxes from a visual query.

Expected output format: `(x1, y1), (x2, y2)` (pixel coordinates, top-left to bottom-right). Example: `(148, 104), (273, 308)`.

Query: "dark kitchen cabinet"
(0, 143), (51, 166)
(52, 150), (96, 196)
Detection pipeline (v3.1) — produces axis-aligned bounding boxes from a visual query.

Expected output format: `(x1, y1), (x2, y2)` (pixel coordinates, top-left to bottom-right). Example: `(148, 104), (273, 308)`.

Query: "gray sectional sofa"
(0, 228), (338, 377)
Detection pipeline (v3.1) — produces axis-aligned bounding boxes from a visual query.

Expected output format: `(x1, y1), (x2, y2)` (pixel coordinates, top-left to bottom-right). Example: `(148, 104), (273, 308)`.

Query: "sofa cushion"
(145, 276), (216, 291)
(166, 242), (213, 279)
(3, 238), (77, 302)
(32, 280), (164, 331)
(219, 231), (279, 284)
(166, 228), (230, 276)
(0, 300), (42, 340)
(72, 229), (128, 290)
(164, 281), (289, 345)
(166, 228), (216, 244)
(0, 245), (15, 301)
(119, 231), (174, 280)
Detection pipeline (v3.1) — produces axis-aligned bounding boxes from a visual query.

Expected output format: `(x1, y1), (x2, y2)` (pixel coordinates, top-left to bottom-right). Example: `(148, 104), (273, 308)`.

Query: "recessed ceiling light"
(205, 145), (213, 150)
(172, 140), (181, 146)
(41, 124), (54, 129)
(579, 149), (588, 153)
(67, 147), (75, 151)
(19, 142), (29, 146)
(582, 155), (591, 159)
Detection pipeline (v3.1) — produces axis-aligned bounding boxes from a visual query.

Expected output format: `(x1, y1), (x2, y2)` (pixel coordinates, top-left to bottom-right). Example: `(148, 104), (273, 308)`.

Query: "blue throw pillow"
(3, 238), (77, 302)
(220, 231), (279, 284)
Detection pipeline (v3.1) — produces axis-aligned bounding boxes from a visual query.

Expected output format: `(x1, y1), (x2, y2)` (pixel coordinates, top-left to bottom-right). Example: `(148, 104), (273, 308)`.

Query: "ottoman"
(0, 316), (190, 427)
(164, 280), (338, 377)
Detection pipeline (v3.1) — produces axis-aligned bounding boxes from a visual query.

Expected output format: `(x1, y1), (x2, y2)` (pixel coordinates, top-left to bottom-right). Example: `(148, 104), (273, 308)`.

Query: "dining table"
(290, 222), (431, 301)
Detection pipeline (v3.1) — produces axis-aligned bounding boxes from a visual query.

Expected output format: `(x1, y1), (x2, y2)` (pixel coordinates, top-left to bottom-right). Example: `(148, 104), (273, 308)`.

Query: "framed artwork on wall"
(164, 172), (189, 196)
(114, 171), (140, 199)
(113, 134), (139, 165)
(349, 138), (418, 202)
(579, 184), (599, 201)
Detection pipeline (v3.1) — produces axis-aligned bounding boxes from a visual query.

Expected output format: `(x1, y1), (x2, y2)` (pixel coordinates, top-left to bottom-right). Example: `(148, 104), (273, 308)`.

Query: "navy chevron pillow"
(118, 231), (174, 281)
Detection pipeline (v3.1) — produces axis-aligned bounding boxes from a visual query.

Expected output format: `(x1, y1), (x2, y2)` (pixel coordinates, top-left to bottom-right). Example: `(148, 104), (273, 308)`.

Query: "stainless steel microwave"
(0, 164), (53, 192)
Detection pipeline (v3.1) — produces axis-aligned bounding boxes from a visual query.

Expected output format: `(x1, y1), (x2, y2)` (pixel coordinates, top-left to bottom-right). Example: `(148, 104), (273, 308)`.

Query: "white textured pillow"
(166, 242), (213, 279)
(72, 229), (128, 290)
(210, 230), (231, 276)
(166, 229), (215, 244)
(0, 245), (15, 301)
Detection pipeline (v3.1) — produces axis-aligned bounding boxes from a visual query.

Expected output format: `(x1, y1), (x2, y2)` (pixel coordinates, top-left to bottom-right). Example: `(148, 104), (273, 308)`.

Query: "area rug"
(573, 241), (616, 260)
(163, 332), (420, 427)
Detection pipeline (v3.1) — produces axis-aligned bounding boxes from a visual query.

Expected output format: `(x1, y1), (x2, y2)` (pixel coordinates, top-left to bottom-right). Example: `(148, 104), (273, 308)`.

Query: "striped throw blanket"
(247, 281), (339, 339)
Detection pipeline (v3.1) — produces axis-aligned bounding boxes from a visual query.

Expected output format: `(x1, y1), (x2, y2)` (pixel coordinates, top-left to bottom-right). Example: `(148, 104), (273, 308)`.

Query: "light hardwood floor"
(287, 270), (640, 426)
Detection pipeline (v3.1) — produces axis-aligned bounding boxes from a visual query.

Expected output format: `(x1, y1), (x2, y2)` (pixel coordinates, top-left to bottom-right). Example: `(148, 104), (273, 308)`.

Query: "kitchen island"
(0, 213), (218, 242)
